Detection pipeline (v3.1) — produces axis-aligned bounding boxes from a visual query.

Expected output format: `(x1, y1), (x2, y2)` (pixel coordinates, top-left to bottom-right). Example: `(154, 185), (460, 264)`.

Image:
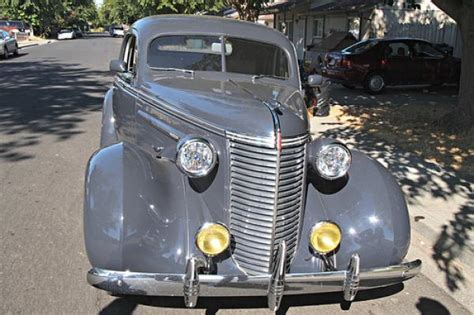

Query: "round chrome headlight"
(177, 138), (217, 178)
(315, 143), (351, 180)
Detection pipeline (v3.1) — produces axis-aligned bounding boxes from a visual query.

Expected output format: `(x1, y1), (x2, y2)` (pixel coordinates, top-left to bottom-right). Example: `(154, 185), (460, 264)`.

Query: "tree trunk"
(456, 5), (474, 128)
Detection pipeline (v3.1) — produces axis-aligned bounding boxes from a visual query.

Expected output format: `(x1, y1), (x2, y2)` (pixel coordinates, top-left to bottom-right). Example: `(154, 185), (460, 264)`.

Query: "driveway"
(0, 37), (471, 314)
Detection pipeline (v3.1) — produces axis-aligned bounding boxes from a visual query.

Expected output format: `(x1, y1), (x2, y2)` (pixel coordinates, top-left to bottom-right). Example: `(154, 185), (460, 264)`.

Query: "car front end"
(84, 16), (421, 312)
(57, 30), (74, 40)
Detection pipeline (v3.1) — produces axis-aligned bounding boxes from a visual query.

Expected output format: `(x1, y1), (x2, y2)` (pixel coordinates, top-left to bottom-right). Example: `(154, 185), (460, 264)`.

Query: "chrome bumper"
(88, 257), (421, 309)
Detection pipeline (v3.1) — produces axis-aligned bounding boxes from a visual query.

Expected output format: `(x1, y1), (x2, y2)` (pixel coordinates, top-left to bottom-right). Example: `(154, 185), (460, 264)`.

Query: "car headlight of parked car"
(177, 138), (217, 177)
(315, 143), (351, 180)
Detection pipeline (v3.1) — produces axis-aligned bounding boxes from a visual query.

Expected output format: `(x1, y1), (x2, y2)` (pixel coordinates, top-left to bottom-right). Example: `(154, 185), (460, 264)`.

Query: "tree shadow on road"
(0, 59), (111, 162)
(99, 284), (403, 314)
(319, 85), (473, 293)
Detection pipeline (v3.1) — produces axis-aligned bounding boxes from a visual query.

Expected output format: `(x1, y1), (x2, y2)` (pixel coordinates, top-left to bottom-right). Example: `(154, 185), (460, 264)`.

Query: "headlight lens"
(315, 143), (351, 180)
(177, 138), (217, 177)
(196, 223), (230, 257)
(310, 221), (342, 254)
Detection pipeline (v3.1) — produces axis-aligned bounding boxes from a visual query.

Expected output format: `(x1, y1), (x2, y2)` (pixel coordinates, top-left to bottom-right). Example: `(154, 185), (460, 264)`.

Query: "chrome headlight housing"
(177, 138), (217, 178)
(315, 143), (351, 180)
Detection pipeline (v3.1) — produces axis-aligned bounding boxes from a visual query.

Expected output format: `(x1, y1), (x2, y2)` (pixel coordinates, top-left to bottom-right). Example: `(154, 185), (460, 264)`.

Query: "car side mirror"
(110, 59), (126, 73)
(307, 74), (324, 87)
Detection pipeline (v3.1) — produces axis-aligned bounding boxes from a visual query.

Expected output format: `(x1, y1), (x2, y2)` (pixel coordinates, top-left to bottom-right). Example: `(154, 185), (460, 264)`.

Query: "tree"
(99, 0), (224, 26)
(0, 0), (97, 36)
(223, 0), (269, 21)
(431, 0), (474, 130)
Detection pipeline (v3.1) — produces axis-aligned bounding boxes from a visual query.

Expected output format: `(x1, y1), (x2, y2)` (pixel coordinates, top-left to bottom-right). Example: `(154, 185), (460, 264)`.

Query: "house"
(267, 0), (462, 61)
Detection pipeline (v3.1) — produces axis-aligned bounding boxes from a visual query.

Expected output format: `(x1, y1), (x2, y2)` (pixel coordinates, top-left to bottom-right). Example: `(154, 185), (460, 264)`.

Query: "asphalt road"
(0, 35), (471, 315)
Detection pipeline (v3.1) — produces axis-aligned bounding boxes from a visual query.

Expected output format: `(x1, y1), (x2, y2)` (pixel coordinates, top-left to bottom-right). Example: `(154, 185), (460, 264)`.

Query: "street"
(0, 35), (471, 314)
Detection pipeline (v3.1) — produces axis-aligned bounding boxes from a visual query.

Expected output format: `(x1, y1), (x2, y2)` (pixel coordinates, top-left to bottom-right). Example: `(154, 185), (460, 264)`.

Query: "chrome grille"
(228, 132), (307, 275)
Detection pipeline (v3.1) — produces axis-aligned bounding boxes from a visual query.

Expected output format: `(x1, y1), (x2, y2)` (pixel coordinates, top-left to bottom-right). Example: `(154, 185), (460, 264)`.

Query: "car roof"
(372, 38), (431, 43)
(132, 15), (291, 50)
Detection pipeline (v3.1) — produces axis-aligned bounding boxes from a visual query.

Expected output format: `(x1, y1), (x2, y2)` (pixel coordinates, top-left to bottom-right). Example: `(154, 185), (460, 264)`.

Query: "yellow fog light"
(196, 223), (230, 257)
(310, 221), (342, 254)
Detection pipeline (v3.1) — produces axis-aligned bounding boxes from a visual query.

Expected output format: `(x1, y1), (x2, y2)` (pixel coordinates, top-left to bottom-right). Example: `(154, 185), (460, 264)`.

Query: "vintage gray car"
(84, 15), (421, 311)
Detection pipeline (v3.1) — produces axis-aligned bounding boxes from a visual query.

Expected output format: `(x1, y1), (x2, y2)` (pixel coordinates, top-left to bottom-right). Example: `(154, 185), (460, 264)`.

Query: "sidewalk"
(310, 105), (474, 311)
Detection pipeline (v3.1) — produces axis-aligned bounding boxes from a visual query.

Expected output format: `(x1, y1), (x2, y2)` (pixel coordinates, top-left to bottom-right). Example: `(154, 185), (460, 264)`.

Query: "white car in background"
(111, 26), (124, 37)
(57, 28), (76, 40)
(0, 29), (18, 59)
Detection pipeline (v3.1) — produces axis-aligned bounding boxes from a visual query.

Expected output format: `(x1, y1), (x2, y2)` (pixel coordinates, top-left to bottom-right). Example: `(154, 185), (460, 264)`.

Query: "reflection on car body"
(84, 15), (421, 311)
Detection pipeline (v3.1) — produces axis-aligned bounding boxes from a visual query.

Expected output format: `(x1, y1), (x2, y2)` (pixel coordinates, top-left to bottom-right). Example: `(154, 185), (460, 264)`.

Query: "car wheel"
(2, 46), (8, 59)
(364, 73), (385, 94)
(342, 84), (356, 89)
(13, 44), (19, 56)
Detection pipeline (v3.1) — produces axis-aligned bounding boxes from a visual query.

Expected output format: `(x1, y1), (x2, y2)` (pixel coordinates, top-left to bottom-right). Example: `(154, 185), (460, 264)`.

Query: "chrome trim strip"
(87, 259), (422, 297)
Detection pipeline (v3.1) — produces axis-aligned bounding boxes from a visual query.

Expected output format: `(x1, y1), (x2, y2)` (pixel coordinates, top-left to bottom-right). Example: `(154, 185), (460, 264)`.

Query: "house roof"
(262, 1), (297, 14)
(311, 0), (381, 13)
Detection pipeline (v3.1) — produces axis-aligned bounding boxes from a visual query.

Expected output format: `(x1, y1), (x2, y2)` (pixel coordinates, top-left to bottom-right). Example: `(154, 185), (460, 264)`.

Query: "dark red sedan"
(322, 38), (461, 94)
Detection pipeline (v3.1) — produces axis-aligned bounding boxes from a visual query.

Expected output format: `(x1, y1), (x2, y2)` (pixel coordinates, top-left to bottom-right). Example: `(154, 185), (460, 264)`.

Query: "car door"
(113, 33), (138, 144)
(0, 31), (5, 50)
(8, 34), (16, 51)
(383, 41), (421, 85)
(3, 31), (14, 51)
(411, 41), (445, 84)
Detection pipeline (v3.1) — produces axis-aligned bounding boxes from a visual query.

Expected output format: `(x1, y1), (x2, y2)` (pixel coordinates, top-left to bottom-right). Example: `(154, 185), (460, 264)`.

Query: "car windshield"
(60, 29), (73, 33)
(148, 35), (289, 79)
(343, 40), (378, 54)
(114, 27), (124, 30)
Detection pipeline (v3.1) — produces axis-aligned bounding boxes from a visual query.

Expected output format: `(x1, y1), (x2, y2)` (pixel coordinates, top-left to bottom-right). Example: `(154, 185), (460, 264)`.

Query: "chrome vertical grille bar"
(228, 132), (307, 275)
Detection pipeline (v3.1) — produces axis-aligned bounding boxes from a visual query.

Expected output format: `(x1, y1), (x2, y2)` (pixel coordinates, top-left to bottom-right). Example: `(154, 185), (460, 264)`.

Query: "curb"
(18, 40), (55, 49)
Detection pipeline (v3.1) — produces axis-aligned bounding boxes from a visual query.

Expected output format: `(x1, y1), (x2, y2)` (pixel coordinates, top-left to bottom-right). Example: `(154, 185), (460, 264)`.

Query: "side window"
(122, 35), (137, 74)
(412, 42), (444, 58)
(384, 42), (411, 58)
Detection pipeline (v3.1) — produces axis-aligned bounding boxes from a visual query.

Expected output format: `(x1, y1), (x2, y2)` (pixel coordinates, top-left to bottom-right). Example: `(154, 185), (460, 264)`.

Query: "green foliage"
(223, 0), (269, 21)
(0, 0), (99, 36)
(99, 0), (225, 26)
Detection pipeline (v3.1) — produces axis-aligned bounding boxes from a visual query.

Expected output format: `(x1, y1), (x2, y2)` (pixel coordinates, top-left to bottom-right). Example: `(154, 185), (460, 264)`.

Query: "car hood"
(140, 74), (308, 139)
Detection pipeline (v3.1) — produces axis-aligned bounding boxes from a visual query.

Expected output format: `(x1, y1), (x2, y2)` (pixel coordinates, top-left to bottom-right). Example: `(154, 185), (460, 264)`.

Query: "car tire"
(2, 46), (8, 59)
(13, 44), (19, 56)
(364, 72), (385, 94)
(342, 84), (356, 89)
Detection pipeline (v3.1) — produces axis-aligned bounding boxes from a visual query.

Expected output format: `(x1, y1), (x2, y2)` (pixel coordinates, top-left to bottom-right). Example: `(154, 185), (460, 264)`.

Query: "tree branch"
(431, 0), (462, 22)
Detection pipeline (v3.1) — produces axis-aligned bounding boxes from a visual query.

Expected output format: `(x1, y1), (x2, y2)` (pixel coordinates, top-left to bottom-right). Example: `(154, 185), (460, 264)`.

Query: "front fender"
(84, 142), (190, 272)
(100, 88), (118, 148)
(292, 150), (411, 272)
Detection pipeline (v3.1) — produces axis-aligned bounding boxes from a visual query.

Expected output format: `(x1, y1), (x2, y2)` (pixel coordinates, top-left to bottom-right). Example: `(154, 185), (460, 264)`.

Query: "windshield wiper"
(150, 67), (195, 76)
(252, 74), (286, 83)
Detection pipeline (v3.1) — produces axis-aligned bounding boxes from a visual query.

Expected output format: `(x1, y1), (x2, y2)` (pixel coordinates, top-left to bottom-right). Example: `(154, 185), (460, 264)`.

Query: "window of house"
(313, 18), (323, 38)
(348, 17), (360, 38)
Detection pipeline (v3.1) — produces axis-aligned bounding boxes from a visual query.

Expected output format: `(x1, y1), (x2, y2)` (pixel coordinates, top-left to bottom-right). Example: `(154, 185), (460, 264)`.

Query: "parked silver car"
(0, 30), (18, 59)
(84, 15), (421, 311)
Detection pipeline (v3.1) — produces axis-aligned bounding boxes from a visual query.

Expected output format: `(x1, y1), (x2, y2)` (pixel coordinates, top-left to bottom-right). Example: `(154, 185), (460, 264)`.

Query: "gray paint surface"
(85, 15), (413, 287)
